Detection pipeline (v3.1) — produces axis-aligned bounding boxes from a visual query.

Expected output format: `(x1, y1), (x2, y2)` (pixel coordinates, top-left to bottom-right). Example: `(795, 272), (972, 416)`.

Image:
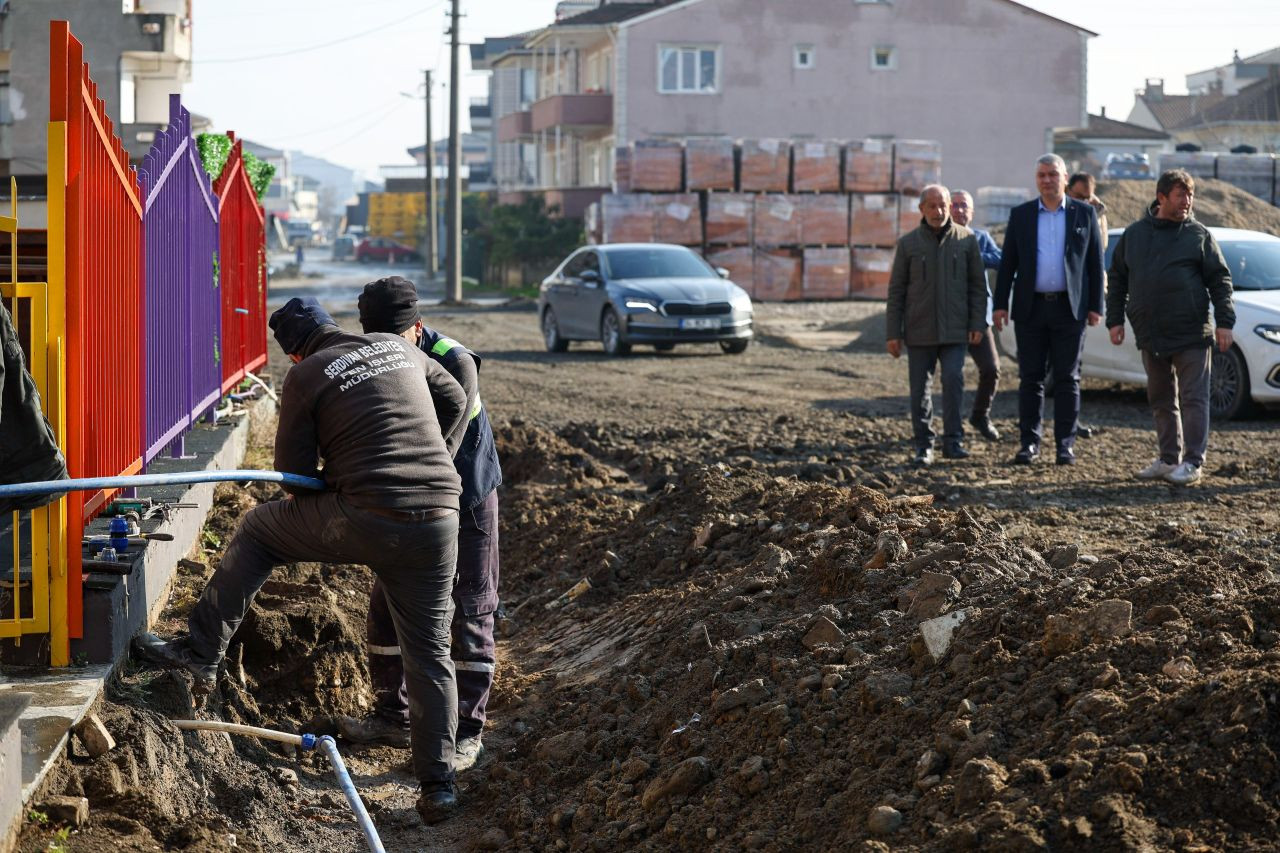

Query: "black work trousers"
(368, 488), (499, 740)
(967, 326), (1001, 420)
(1013, 294), (1087, 451)
(186, 492), (459, 784)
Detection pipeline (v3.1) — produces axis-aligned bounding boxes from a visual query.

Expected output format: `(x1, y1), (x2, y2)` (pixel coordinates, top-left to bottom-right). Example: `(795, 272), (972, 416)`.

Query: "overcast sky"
(181, 0), (1278, 180)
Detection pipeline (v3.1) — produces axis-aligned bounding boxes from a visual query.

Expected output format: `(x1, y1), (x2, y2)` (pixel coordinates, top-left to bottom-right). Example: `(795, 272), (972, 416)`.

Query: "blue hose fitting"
(300, 732), (317, 751)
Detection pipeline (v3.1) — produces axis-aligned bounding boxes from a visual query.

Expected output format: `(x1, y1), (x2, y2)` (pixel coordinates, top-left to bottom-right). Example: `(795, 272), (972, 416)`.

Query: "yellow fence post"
(47, 121), (69, 666)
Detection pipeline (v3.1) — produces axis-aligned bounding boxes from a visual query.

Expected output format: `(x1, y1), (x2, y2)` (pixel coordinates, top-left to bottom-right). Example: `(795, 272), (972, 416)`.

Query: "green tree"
(486, 196), (583, 286)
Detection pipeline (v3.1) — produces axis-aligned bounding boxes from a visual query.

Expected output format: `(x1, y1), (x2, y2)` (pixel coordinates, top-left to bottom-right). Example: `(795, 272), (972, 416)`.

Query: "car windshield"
(1220, 240), (1280, 291)
(605, 248), (716, 280)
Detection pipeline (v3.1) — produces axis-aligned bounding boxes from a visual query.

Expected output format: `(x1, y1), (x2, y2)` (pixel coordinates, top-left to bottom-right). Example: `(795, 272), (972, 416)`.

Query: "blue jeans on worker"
(907, 344), (967, 450)
(1013, 293), (1087, 451)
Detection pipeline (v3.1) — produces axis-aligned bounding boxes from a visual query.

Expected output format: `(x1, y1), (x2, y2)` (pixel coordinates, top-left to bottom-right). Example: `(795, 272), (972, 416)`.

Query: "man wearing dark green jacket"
(886, 185), (988, 465)
(1107, 169), (1235, 486)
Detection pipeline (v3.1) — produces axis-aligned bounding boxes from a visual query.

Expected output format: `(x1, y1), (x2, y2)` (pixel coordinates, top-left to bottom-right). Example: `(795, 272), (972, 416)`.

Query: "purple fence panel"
(138, 94), (221, 464)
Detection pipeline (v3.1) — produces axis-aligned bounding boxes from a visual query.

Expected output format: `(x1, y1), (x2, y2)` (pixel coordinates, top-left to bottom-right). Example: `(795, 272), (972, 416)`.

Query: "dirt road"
(22, 298), (1280, 851)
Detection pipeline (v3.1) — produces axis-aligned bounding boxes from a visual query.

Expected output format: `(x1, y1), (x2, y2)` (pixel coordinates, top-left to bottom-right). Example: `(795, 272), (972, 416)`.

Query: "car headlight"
(624, 298), (658, 312)
(1255, 324), (1280, 345)
(729, 291), (753, 312)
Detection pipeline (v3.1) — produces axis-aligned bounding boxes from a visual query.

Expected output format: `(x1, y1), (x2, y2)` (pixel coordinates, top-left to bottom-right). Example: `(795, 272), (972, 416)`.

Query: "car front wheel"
(1210, 346), (1253, 419)
(601, 308), (631, 356)
(542, 308), (568, 353)
(720, 339), (749, 355)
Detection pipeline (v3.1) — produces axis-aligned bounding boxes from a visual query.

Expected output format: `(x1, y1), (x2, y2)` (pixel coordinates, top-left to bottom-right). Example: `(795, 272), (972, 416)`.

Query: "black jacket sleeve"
(1084, 205), (1104, 315)
(1202, 231), (1235, 330)
(994, 208), (1019, 313)
(274, 367), (323, 495)
(1106, 230), (1130, 329)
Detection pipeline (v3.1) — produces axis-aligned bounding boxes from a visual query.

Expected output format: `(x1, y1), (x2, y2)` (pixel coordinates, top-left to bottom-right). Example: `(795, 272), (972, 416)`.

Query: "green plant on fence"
(241, 151), (276, 201)
(212, 250), (220, 289)
(196, 133), (233, 181)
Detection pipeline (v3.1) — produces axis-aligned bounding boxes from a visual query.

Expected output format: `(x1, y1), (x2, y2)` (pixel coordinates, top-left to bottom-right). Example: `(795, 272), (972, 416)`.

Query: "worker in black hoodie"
(135, 297), (469, 823)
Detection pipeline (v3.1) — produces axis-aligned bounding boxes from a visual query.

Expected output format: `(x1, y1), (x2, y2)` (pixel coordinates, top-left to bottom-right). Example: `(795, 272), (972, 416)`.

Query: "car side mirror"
(715, 267), (730, 279)
(580, 269), (602, 285)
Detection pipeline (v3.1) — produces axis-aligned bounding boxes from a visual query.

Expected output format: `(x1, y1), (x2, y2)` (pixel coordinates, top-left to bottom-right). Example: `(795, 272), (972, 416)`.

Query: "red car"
(355, 237), (422, 264)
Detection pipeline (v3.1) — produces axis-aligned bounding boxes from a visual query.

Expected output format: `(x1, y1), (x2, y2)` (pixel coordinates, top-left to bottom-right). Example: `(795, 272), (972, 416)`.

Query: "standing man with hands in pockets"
(1106, 169), (1234, 486)
(993, 154), (1105, 467)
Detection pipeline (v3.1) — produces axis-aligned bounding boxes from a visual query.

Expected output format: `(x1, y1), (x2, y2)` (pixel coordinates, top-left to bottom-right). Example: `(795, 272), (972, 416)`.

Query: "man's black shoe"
(969, 416), (1000, 441)
(913, 447), (934, 467)
(132, 633), (217, 688)
(942, 444), (970, 460)
(416, 781), (459, 824)
(1078, 425), (1095, 439)
(1056, 448), (1076, 466)
(1013, 444), (1039, 465)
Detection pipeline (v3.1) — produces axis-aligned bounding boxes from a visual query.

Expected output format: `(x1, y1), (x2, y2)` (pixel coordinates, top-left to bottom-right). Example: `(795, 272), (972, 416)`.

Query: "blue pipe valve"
(109, 516), (130, 552)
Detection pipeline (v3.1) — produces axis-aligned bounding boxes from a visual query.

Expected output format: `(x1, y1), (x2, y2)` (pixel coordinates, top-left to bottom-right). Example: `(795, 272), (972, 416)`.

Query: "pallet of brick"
(844, 139), (893, 192)
(705, 246), (754, 295)
(754, 194), (802, 246)
(740, 139), (791, 192)
(653, 193), (703, 245)
(975, 187), (1028, 229)
(1216, 154), (1277, 204)
(685, 137), (736, 191)
(631, 139), (684, 191)
(753, 247), (802, 301)
(1158, 151), (1216, 180)
(614, 145), (633, 192)
(899, 195), (921, 238)
(705, 193), (754, 245)
(802, 247), (851, 300)
(893, 140), (943, 195)
(792, 140), (843, 192)
(601, 193), (656, 243)
(849, 193), (899, 247)
(850, 247), (894, 300)
(797, 194), (848, 246)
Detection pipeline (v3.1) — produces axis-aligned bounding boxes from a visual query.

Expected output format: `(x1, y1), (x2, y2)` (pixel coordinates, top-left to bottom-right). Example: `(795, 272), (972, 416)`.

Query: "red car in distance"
(355, 237), (422, 264)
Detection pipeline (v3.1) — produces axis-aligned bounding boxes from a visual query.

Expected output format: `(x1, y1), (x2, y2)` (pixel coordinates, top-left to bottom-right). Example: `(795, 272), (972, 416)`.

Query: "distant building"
(1054, 110), (1171, 177)
(1187, 47), (1280, 97)
(1128, 75), (1280, 154)
(0, 0), (195, 175)
(486, 0), (1094, 217)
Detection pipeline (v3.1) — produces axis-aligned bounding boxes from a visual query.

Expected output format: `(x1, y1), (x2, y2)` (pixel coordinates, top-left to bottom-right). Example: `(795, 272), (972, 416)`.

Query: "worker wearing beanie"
(331, 276), (501, 775)
(135, 296), (470, 824)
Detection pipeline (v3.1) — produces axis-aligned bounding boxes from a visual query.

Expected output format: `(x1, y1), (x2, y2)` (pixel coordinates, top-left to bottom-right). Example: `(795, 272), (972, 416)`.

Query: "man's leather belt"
(363, 506), (457, 522)
(1035, 291), (1065, 301)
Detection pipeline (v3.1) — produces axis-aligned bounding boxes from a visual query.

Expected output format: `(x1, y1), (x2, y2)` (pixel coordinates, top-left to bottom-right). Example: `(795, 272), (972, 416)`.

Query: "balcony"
(530, 93), (613, 134)
(496, 110), (533, 142)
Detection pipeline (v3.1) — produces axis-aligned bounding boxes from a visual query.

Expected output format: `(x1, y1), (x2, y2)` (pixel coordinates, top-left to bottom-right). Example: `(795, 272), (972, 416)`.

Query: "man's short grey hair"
(951, 189), (974, 204)
(1037, 153), (1068, 173)
(918, 184), (950, 203)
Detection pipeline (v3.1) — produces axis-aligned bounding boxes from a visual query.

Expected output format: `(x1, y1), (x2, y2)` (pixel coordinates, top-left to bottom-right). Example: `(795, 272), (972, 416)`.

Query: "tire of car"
(542, 308), (568, 353)
(600, 308), (631, 356)
(720, 340), (749, 355)
(653, 343), (676, 352)
(1210, 346), (1253, 420)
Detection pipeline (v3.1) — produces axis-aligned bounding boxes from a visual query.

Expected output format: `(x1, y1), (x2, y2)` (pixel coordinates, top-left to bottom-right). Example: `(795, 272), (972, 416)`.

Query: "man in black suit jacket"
(993, 154), (1104, 466)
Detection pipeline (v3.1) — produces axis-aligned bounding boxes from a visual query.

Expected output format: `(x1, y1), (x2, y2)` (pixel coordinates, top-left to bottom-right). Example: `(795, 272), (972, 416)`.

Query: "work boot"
(132, 633), (217, 689)
(968, 415), (1000, 441)
(416, 781), (459, 824)
(453, 735), (485, 772)
(335, 713), (411, 749)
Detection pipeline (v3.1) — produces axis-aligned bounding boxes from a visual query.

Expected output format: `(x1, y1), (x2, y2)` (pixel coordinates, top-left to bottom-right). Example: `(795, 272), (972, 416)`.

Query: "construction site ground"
(18, 296), (1280, 852)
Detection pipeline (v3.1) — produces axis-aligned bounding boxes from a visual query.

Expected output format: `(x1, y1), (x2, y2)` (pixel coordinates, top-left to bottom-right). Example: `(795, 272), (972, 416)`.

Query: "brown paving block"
(851, 247), (895, 300)
(802, 247), (851, 300)
(705, 193), (754, 245)
(685, 138), (736, 191)
(602, 193), (656, 243)
(705, 246), (755, 296)
(844, 139), (893, 192)
(740, 139), (791, 192)
(752, 247), (802, 301)
(652, 193), (703, 246)
(754, 194), (802, 247)
(849, 194), (900, 248)
(797, 194), (849, 246)
(893, 140), (942, 195)
(899, 194), (922, 237)
(632, 139), (684, 191)
(792, 140), (843, 192)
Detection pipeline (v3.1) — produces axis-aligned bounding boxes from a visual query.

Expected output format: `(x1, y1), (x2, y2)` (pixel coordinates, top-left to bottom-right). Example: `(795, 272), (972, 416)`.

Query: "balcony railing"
(497, 110), (533, 142)
(530, 93), (613, 133)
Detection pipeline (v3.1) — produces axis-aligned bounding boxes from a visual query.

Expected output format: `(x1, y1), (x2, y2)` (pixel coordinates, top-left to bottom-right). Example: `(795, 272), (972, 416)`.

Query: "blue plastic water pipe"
(318, 735), (387, 853)
(0, 470), (324, 500)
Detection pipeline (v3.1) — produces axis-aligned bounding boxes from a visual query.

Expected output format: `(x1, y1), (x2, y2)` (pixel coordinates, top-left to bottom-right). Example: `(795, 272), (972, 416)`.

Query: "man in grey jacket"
(1107, 169), (1235, 486)
(886, 185), (988, 465)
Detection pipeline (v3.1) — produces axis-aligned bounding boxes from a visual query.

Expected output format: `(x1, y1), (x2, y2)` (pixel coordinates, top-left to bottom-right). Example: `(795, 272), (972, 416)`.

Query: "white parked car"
(996, 227), (1280, 419)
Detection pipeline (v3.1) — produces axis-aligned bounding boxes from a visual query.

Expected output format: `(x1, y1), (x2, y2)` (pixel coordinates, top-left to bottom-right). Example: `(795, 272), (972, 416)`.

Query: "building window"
(794, 44), (815, 69)
(871, 46), (897, 71)
(658, 45), (719, 94)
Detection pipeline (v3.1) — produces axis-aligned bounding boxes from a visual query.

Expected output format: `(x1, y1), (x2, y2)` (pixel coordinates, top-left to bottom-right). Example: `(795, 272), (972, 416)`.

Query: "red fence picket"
(213, 135), (267, 392)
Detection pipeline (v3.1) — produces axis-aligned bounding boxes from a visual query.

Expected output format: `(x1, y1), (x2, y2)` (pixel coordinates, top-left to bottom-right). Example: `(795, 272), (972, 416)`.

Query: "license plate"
(681, 317), (720, 330)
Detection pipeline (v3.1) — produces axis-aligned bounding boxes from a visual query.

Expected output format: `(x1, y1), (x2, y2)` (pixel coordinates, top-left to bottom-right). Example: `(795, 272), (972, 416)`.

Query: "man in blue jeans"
(330, 276), (501, 774)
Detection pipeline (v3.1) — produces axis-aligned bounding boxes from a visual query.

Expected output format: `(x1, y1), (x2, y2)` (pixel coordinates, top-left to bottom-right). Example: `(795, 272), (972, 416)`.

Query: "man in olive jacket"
(886, 185), (988, 465)
(1107, 169), (1235, 486)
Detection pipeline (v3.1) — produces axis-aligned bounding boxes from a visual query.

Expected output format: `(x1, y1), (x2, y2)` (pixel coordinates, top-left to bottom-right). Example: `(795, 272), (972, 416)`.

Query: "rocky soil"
(19, 298), (1280, 851)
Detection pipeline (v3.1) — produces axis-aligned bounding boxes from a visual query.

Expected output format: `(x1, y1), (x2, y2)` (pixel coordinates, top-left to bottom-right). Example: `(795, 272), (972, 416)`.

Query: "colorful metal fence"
(214, 135), (268, 393)
(50, 20), (145, 641)
(0, 178), (68, 664)
(139, 95), (222, 464)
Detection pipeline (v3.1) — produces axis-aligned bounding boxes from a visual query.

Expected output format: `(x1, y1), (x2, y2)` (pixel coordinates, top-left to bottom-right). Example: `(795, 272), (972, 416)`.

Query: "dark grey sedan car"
(538, 243), (754, 355)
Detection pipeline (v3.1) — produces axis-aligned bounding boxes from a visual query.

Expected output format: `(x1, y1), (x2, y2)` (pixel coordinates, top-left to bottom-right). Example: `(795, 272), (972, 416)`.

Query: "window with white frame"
(871, 45), (897, 71)
(794, 44), (815, 70)
(658, 45), (719, 94)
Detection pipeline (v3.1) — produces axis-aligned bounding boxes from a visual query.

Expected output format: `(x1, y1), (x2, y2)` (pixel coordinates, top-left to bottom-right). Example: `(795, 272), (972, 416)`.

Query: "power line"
(316, 100), (413, 155)
(196, 3), (446, 64)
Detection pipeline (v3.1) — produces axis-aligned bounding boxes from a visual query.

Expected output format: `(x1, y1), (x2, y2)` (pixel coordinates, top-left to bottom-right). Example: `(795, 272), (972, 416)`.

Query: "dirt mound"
(1097, 177), (1280, 235)
(476, 428), (1280, 851)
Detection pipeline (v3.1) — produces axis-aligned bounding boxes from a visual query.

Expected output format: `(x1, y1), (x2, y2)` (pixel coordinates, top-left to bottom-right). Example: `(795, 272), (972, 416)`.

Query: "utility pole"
(446, 0), (463, 302)
(424, 69), (438, 281)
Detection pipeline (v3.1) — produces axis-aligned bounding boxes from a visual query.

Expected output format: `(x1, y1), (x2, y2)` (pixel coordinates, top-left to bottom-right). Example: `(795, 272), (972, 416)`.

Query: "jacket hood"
(297, 325), (346, 360)
(1145, 201), (1195, 230)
